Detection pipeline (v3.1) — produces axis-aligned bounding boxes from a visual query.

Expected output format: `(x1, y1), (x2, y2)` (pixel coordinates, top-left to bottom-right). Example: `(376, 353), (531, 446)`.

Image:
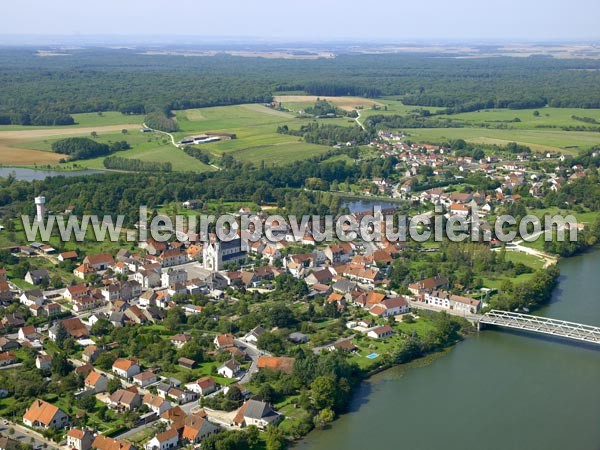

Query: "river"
(297, 249), (600, 450)
(0, 167), (103, 181)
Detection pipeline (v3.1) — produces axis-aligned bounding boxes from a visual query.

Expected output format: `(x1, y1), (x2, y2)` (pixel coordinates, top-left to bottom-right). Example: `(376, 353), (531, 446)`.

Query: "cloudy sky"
(2, 0), (599, 41)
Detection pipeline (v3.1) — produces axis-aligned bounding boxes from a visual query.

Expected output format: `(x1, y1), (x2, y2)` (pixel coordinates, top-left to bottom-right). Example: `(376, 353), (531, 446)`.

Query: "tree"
(95, 352), (117, 371)
(246, 425), (260, 447)
(258, 384), (276, 403)
(107, 377), (122, 394)
(265, 426), (285, 450)
(53, 321), (68, 347)
(313, 408), (335, 429)
(90, 131), (98, 138)
(50, 353), (72, 376)
(310, 375), (337, 411)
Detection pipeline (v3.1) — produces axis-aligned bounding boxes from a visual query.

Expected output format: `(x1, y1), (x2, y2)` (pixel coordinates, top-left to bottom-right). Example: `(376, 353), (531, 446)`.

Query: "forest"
(2, 48), (600, 122)
(51, 137), (131, 161)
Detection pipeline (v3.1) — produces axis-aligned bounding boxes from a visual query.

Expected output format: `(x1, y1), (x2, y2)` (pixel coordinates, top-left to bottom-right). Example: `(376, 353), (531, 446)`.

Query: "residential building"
(367, 325), (395, 339)
(112, 358), (141, 379)
(23, 399), (69, 429)
(145, 428), (178, 450)
(66, 428), (94, 450)
(185, 377), (217, 396)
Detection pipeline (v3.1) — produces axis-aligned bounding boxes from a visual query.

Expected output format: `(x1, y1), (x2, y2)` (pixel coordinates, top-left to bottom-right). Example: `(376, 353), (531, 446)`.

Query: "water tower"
(34, 196), (46, 222)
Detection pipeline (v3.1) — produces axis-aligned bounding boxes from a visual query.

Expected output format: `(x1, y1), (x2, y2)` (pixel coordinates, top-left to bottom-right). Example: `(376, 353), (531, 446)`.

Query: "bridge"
(479, 310), (600, 345)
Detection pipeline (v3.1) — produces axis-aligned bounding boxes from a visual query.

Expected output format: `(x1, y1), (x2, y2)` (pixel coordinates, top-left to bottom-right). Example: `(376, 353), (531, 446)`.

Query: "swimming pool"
(366, 353), (379, 359)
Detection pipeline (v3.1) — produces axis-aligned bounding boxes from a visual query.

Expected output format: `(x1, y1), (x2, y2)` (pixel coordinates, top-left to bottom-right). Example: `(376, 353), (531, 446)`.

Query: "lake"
(297, 249), (600, 450)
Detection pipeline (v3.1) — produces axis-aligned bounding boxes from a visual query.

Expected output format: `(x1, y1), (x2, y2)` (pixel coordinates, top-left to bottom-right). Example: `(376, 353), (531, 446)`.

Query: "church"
(203, 234), (247, 271)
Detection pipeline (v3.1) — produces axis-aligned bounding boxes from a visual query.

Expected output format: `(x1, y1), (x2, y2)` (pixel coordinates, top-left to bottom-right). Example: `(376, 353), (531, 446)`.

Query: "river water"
(0, 167), (103, 181)
(298, 249), (600, 450)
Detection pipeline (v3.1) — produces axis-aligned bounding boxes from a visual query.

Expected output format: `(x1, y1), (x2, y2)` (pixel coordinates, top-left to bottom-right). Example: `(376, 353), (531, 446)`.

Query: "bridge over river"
(478, 309), (600, 345)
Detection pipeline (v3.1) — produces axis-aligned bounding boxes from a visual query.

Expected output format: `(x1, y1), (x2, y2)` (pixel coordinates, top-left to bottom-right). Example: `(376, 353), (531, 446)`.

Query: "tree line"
(2, 49), (600, 121)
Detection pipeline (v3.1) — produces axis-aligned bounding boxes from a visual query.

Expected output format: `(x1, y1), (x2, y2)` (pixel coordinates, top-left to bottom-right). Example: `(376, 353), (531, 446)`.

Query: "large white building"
(203, 235), (247, 271)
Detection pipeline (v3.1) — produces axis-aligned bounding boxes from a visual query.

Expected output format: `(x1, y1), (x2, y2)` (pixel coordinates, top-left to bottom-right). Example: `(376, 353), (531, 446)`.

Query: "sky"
(2, 0), (599, 42)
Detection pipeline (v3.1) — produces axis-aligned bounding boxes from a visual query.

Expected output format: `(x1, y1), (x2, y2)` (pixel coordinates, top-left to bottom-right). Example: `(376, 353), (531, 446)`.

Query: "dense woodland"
(51, 137), (130, 161)
(2, 49), (600, 122)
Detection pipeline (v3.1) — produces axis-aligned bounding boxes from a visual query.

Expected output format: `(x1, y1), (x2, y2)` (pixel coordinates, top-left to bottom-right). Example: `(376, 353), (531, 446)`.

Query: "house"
(73, 295), (102, 313)
(133, 371), (158, 388)
(25, 269), (49, 285)
(217, 359), (240, 379)
(74, 365), (93, 378)
(243, 326), (265, 344)
(369, 297), (410, 318)
(170, 333), (192, 349)
(305, 268), (334, 286)
(185, 376), (217, 396)
(44, 302), (62, 317)
(18, 325), (39, 341)
(112, 358), (141, 379)
(19, 289), (46, 307)
(23, 399), (69, 429)
(124, 305), (148, 324)
(0, 337), (19, 352)
(108, 388), (142, 411)
(166, 387), (196, 404)
(0, 352), (16, 367)
(1, 314), (25, 329)
(49, 317), (89, 341)
(450, 294), (481, 314)
(92, 435), (135, 450)
(158, 249), (187, 268)
(143, 394), (172, 415)
(408, 275), (449, 295)
(81, 345), (103, 364)
(234, 400), (280, 429)
(145, 428), (179, 450)
(58, 251), (78, 262)
(0, 281), (13, 303)
(367, 325), (395, 339)
(35, 354), (52, 370)
(257, 356), (295, 374)
(213, 333), (234, 349)
(159, 405), (186, 425)
(134, 265), (162, 289)
(83, 253), (115, 271)
(85, 371), (108, 393)
(181, 414), (219, 444)
(63, 284), (89, 302)
(74, 264), (94, 280)
(66, 428), (94, 450)
(329, 339), (358, 353)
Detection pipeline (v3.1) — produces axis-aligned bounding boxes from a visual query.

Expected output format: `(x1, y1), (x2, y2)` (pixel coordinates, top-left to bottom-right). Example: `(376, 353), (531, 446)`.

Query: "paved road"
(0, 420), (59, 449)
(408, 300), (483, 323)
(234, 339), (268, 385)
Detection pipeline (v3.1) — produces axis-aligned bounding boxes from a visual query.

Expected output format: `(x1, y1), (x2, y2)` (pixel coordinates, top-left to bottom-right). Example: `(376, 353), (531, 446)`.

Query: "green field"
(173, 103), (341, 164)
(358, 101), (600, 153)
(400, 127), (600, 153)
(16, 130), (215, 173)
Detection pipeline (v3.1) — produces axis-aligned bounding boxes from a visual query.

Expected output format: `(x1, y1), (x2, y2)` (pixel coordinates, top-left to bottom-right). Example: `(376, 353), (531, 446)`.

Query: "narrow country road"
(142, 123), (178, 147)
(354, 109), (366, 131)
